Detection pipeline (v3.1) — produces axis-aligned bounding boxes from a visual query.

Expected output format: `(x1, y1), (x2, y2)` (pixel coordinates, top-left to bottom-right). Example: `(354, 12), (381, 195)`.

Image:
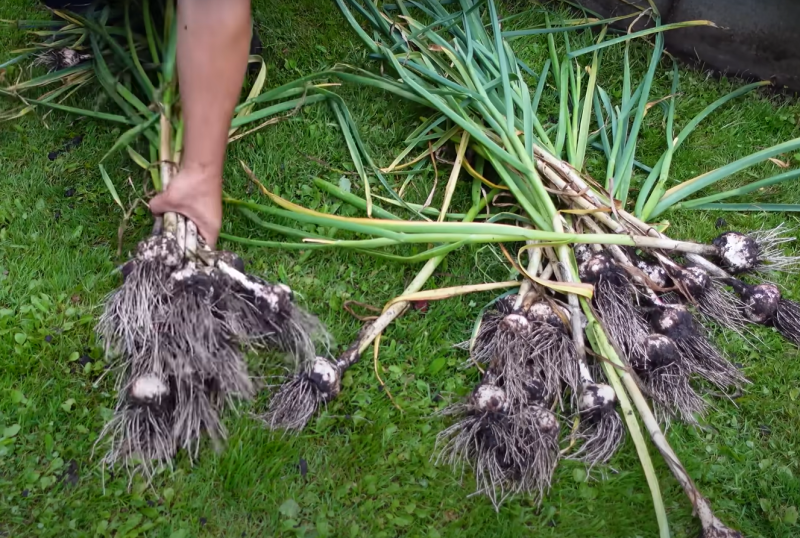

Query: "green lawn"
(2, 1), (800, 537)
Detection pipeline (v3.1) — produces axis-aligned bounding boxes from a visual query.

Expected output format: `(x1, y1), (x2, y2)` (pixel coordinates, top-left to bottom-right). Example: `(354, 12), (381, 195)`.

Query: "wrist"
(181, 161), (222, 180)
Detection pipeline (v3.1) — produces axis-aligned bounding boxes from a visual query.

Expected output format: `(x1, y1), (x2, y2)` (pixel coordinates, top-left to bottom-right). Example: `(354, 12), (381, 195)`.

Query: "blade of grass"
(126, 146), (151, 170)
(384, 123), (458, 173)
(222, 234), (467, 261)
(98, 164), (124, 210)
(545, 13), (561, 91)
(370, 194), (469, 220)
(3, 64), (90, 91)
(566, 30), (579, 165)
(1, 19), (68, 29)
(614, 30), (664, 205)
(502, 12), (639, 38)
(115, 81), (151, 116)
(142, 0), (161, 87)
(328, 99), (373, 217)
(73, 12), (154, 102)
(229, 55), (268, 137)
(555, 59), (570, 158)
(124, 0), (156, 100)
(593, 91), (611, 157)
(651, 137), (800, 217)
(518, 53), (534, 157)
(675, 168), (800, 209)
(147, 144), (160, 191)
(639, 61), (679, 221)
(0, 52), (33, 70)
(681, 203), (800, 212)
(228, 196), (405, 241)
(9, 96), (135, 124)
(487, 0), (514, 135)
(381, 51), (527, 171)
(357, 240), (469, 263)
(252, 185), (718, 253)
(622, 39), (631, 115)
(634, 80), (770, 217)
(0, 74), (88, 121)
(163, 0), (175, 48)
(236, 207), (329, 240)
(314, 85), (431, 219)
(531, 58), (554, 151)
(100, 113), (160, 162)
(313, 178), (402, 220)
(574, 30), (604, 168)
(568, 20), (716, 57)
(388, 2), (480, 53)
(403, 113), (447, 144)
(229, 93), (326, 127)
(336, 0), (379, 53)
(89, 32), (144, 123)
(219, 234), (341, 250)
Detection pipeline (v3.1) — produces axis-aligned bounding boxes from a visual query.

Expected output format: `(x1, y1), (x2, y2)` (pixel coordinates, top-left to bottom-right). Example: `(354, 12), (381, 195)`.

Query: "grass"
(2, 1), (800, 537)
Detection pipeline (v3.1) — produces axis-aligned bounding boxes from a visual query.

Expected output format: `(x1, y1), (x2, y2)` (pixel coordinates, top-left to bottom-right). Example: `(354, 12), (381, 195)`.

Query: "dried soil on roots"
(648, 304), (748, 391)
(632, 334), (707, 424)
(434, 383), (560, 510)
(95, 229), (328, 476)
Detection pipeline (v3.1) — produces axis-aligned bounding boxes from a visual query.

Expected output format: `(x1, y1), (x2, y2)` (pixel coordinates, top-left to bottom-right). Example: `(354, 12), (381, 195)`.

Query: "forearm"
(150, 0), (253, 247)
(177, 0), (251, 180)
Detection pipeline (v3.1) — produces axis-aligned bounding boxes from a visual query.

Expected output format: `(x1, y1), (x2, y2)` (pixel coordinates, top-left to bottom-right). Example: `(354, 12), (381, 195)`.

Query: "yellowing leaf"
(462, 157), (508, 190)
(559, 207), (612, 215)
(644, 93), (677, 113)
(526, 271), (594, 299)
(516, 246), (594, 299)
(768, 157), (790, 169)
(383, 280), (520, 311)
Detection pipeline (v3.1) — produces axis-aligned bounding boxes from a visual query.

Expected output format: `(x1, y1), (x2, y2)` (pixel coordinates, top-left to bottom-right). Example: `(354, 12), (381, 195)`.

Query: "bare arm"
(149, 0), (252, 248)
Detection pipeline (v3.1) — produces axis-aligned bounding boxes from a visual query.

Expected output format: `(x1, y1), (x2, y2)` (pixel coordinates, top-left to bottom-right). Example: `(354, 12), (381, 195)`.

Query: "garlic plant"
(219, 1), (800, 536)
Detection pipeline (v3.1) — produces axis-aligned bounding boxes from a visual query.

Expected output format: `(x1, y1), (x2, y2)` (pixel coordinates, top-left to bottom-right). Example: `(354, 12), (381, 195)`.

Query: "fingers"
(197, 217), (220, 250)
(148, 191), (170, 216)
(148, 177), (221, 249)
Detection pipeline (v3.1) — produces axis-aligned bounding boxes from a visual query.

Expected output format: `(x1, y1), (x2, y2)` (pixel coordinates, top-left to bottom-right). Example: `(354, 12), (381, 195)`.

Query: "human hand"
(149, 166), (223, 249)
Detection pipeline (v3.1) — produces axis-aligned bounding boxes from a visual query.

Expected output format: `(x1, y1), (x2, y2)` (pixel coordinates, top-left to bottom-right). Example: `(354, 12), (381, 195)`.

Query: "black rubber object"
(573, 0), (800, 92)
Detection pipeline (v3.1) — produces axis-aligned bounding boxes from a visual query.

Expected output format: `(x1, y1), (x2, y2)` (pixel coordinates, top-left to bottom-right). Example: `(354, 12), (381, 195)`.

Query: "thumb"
(148, 191), (173, 216)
